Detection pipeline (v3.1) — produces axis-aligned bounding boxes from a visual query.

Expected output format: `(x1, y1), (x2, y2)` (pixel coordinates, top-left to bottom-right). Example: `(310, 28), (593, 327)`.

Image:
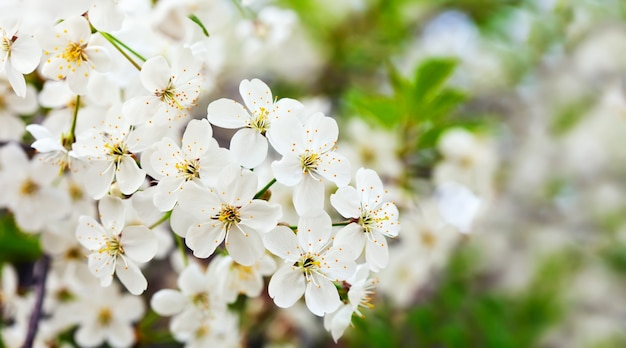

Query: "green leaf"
(0, 212), (42, 263)
(413, 58), (458, 104)
(188, 14), (210, 37)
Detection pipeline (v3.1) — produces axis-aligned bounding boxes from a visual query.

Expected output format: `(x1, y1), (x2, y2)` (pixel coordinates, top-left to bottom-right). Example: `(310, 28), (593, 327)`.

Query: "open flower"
(206, 78), (303, 168)
(38, 16), (111, 95)
(271, 112), (351, 214)
(75, 196), (158, 295)
(123, 47), (203, 125)
(70, 104), (153, 198)
(148, 118), (232, 212)
(176, 165), (282, 266)
(330, 168), (400, 272)
(264, 211), (356, 316)
(0, 18), (41, 97)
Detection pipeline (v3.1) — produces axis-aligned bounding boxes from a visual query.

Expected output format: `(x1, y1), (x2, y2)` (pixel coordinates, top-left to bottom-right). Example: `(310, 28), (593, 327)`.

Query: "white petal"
(330, 186), (360, 219)
(85, 45), (111, 72)
(121, 226), (158, 263)
(116, 156), (145, 195)
(177, 263), (209, 295)
(151, 289), (187, 316)
(317, 151), (351, 187)
(85, 160), (115, 199)
(11, 35), (41, 74)
(305, 112), (338, 153)
(264, 225), (300, 261)
(297, 210), (332, 253)
(239, 200), (281, 233)
(355, 168), (385, 207)
(293, 175), (324, 215)
(239, 78), (272, 114)
(365, 234), (389, 272)
(268, 264), (305, 308)
(87, 253), (115, 285)
(206, 98), (249, 128)
(153, 177), (185, 212)
(76, 216), (107, 251)
(4, 59), (26, 98)
(304, 275), (341, 316)
(182, 118), (213, 158)
(435, 182), (481, 233)
(98, 196), (125, 233)
(230, 128), (268, 168)
(332, 223), (365, 260)
(219, 166), (257, 204)
(141, 56), (171, 92)
(116, 257), (148, 295)
(226, 225), (264, 266)
(268, 115), (305, 155)
(271, 155), (303, 186)
(75, 322), (106, 347)
(106, 320), (136, 347)
(186, 222), (224, 258)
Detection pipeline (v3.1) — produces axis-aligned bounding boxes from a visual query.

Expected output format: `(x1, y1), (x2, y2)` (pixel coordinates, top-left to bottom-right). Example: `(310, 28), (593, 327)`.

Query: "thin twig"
(23, 254), (51, 348)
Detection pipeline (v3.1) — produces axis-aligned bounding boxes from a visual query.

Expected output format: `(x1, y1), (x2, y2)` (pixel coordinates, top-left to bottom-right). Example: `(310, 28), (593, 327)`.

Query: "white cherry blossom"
(271, 111), (351, 214)
(206, 78), (303, 168)
(323, 264), (378, 342)
(72, 283), (144, 348)
(265, 211), (356, 316)
(208, 253), (276, 303)
(175, 165), (282, 266)
(0, 143), (71, 232)
(148, 118), (232, 212)
(70, 104), (155, 198)
(123, 47), (203, 125)
(0, 17), (41, 98)
(38, 16), (111, 95)
(75, 196), (158, 295)
(330, 168), (400, 272)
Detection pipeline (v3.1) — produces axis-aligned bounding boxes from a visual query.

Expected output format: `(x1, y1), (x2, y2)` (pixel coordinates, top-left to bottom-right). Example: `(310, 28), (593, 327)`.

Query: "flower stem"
(64, 95), (80, 149)
(99, 32), (142, 71)
(23, 255), (51, 348)
(254, 178), (277, 199)
(175, 234), (189, 266)
(332, 219), (358, 227)
(149, 211), (172, 230)
(99, 32), (147, 62)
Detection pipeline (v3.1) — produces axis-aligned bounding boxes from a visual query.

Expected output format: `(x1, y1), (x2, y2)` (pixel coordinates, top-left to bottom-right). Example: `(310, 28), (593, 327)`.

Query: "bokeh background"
(2, 0), (626, 347)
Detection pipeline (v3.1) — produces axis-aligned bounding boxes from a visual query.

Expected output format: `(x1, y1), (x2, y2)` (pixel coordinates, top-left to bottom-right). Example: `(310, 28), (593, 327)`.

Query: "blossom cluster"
(0, 2), (416, 346)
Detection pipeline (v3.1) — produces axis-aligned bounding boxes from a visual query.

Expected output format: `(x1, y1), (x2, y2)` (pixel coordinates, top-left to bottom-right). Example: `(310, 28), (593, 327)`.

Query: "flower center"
(300, 151), (320, 174)
(99, 236), (124, 257)
(104, 142), (128, 163)
(216, 204), (241, 230)
(19, 179), (40, 196)
(98, 307), (112, 325)
(296, 253), (321, 274)
(192, 292), (211, 312)
(1, 36), (12, 55)
(420, 230), (436, 249)
(62, 41), (88, 65)
(358, 210), (389, 233)
(156, 79), (184, 110)
(234, 264), (255, 281)
(175, 159), (200, 181)
(249, 107), (270, 135)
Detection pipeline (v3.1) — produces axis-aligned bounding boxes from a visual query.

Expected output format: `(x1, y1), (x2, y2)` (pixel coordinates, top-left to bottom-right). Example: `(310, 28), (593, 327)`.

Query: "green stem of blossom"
(253, 178), (276, 199)
(67, 95), (80, 147)
(99, 32), (142, 71)
(149, 211), (172, 229)
(188, 14), (210, 37)
(289, 219), (357, 232)
(100, 31), (147, 62)
(174, 234), (189, 267)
